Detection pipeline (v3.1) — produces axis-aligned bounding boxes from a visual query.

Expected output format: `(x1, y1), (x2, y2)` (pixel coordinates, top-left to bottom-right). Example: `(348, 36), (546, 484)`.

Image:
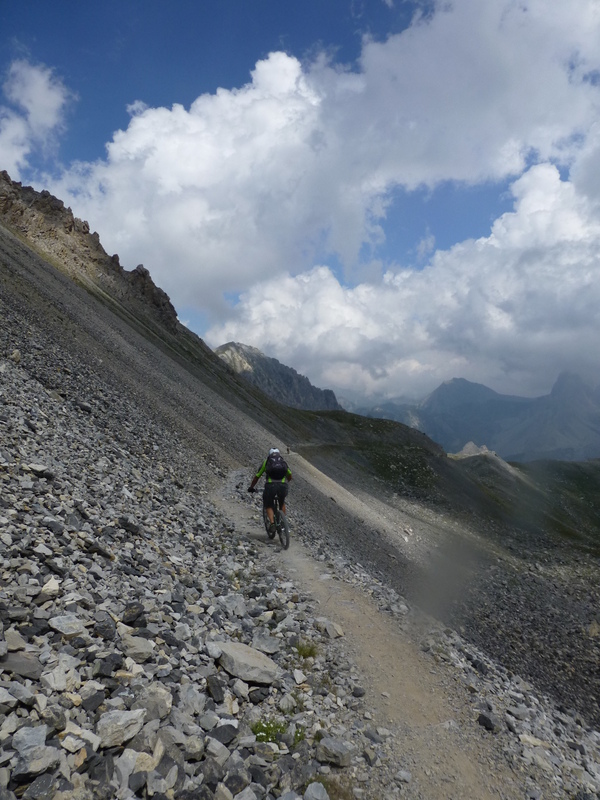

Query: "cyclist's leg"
(279, 483), (289, 515)
(263, 485), (276, 524)
(275, 486), (290, 549)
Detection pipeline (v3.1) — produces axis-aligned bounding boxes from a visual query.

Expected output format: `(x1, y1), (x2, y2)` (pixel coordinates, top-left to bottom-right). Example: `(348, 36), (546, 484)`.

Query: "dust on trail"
(213, 460), (530, 800)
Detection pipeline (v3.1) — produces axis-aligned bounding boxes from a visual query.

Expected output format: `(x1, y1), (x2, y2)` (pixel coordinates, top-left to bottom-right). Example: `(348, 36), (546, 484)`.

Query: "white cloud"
(51, 51), (325, 310)
(0, 109), (30, 178)
(48, 0), (600, 312)
(207, 164), (600, 398)
(6, 0), (600, 398)
(0, 60), (72, 179)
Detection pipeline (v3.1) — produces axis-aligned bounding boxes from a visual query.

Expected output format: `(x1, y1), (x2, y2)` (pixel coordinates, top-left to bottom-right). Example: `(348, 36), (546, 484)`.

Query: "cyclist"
(248, 448), (292, 534)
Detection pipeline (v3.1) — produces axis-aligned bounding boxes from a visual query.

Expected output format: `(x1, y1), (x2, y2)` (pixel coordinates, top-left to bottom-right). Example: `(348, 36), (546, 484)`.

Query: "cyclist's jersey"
(255, 459), (292, 484)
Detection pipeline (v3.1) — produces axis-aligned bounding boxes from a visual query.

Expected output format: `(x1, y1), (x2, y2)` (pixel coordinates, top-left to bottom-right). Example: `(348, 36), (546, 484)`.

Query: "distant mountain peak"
(215, 342), (342, 412)
(420, 376), (500, 412)
(550, 371), (589, 398)
(360, 371), (600, 462)
(216, 341), (259, 374)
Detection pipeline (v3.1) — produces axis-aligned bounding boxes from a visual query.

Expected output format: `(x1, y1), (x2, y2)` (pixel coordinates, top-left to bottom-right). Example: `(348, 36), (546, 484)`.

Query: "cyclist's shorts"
(263, 481), (288, 509)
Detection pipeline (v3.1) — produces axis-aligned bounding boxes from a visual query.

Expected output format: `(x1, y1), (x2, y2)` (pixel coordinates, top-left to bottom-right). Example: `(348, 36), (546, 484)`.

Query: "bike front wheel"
(277, 511), (290, 550)
(263, 507), (276, 539)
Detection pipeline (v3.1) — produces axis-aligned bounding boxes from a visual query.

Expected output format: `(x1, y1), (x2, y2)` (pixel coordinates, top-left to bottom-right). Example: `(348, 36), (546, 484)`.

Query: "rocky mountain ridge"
(0, 171), (178, 335)
(215, 343), (342, 413)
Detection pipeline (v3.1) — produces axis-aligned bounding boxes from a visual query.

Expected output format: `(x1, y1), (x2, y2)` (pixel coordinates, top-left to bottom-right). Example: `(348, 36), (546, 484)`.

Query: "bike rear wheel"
(276, 510), (290, 550)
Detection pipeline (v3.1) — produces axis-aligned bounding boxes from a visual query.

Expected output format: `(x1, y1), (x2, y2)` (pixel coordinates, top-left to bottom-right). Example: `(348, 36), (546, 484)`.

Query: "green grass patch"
(293, 725), (306, 746)
(295, 638), (318, 658)
(251, 718), (287, 743)
(251, 718), (306, 748)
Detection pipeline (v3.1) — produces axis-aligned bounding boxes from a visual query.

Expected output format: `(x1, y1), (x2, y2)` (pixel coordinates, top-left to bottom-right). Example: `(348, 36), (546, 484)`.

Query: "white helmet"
(268, 448), (280, 455)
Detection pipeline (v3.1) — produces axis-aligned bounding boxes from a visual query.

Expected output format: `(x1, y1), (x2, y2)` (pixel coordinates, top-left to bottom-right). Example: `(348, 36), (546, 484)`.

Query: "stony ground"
(1, 221), (600, 799)
(0, 345), (598, 799)
(0, 350), (401, 800)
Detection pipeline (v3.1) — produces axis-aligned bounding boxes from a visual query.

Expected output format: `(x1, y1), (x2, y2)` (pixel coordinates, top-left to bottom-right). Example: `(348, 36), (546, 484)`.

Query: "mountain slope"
(1, 172), (600, 736)
(215, 341), (343, 411)
(0, 173), (499, 516)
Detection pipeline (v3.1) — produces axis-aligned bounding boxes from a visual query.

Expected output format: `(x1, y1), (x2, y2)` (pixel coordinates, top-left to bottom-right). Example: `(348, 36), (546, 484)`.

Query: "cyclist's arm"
(285, 467), (292, 482)
(248, 460), (267, 491)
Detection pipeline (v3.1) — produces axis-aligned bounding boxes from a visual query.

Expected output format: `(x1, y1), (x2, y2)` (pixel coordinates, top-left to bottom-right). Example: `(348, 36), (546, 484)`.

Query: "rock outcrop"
(0, 171), (178, 333)
(215, 343), (342, 412)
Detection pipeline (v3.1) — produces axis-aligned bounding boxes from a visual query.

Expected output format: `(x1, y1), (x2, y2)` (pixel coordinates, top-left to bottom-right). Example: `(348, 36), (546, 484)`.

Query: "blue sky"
(2, 1), (600, 402)
(1, 1), (414, 163)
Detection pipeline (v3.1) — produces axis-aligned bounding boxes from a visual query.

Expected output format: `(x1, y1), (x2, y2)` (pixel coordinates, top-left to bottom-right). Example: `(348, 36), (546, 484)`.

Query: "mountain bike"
(262, 495), (290, 549)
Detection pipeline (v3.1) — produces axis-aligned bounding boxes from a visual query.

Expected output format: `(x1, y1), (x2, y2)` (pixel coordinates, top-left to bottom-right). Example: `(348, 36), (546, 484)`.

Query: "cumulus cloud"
(49, 0), (600, 309)
(207, 164), (600, 398)
(0, 60), (72, 179)
(6, 0), (600, 398)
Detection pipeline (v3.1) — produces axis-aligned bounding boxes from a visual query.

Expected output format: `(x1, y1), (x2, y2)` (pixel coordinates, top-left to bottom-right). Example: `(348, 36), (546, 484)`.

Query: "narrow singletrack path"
(212, 467), (543, 800)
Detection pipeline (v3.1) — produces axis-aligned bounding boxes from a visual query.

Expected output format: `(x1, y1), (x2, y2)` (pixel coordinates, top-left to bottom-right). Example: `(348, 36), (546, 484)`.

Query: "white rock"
(96, 709), (146, 748)
(218, 641), (280, 685)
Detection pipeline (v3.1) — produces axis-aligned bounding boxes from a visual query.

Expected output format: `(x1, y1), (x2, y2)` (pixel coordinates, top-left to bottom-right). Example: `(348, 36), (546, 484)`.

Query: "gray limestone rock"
(0, 688), (18, 710)
(251, 632), (281, 654)
(478, 711), (501, 733)
(218, 642), (280, 685)
(205, 737), (231, 767)
(214, 783), (234, 800)
(304, 783), (330, 800)
(315, 737), (355, 767)
(48, 614), (87, 638)
(96, 709), (147, 747)
(0, 652), (43, 680)
(119, 633), (156, 662)
(4, 628), (27, 651)
(232, 787), (259, 800)
(94, 611), (116, 640)
(11, 725), (61, 781)
(178, 683), (207, 716)
(131, 683), (173, 720)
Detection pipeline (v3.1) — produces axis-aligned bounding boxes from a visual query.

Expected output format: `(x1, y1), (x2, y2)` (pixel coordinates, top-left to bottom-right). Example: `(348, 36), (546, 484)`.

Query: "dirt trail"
(213, 460), (534, 800)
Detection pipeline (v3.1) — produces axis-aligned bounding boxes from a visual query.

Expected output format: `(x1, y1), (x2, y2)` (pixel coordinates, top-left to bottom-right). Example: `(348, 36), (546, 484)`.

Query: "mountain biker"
(248, 448), (292, 534)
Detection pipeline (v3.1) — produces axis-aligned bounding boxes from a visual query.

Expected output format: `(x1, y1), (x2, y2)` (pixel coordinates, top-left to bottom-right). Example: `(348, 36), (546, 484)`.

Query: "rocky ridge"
(215, 344), (342, 413)
(0, 171), (178, 334)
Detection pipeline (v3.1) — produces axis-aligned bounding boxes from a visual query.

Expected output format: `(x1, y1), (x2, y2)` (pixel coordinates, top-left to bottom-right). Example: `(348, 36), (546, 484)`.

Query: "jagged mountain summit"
(0, 171), (180, 335)
(359, 374), (600, 462)
(215, 341), (343, 412)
